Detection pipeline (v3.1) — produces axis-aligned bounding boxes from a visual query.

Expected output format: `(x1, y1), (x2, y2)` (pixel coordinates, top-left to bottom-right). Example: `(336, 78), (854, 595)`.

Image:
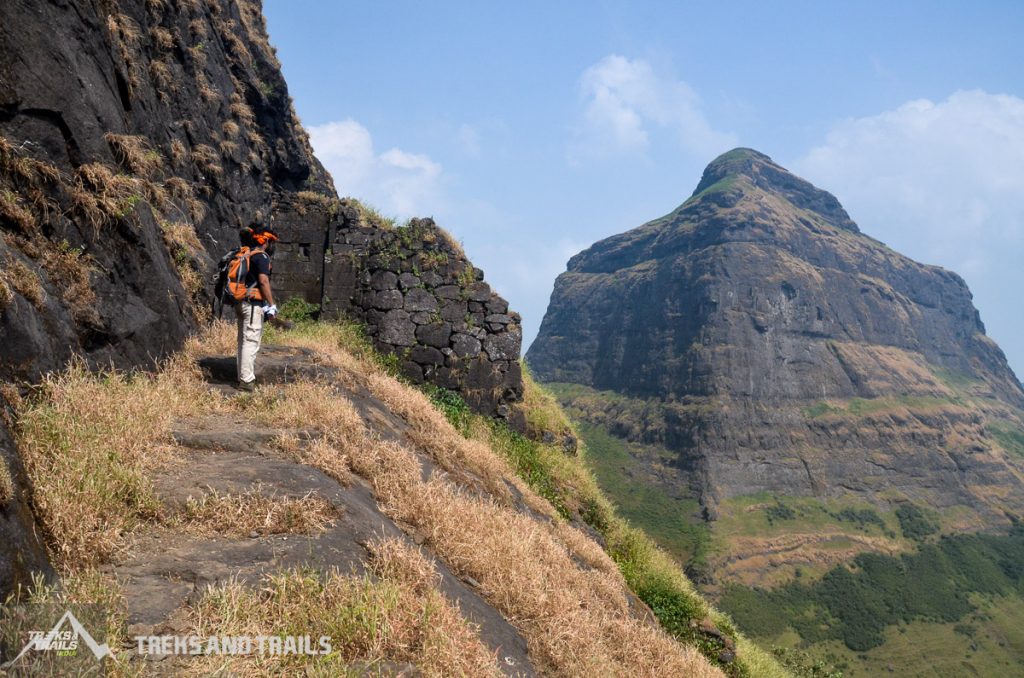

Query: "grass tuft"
(104, 133), (164, 178)
(0, 456), (13, 504)
(173, 486), (338, 537)
(2, 256), (45, 308)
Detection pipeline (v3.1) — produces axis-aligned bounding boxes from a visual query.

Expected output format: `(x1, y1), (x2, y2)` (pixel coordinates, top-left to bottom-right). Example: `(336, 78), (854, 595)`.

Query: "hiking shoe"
(237, 379), (256, 392)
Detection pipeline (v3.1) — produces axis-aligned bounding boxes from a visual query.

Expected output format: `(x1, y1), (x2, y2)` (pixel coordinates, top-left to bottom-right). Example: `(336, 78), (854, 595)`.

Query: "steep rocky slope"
(529, 149), (1024, 565)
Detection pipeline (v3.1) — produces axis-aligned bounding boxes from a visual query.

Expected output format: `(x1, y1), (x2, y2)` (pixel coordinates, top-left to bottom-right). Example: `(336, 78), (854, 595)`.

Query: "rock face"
(528, 148), (1024, 520)
(0, 0), (330, 383)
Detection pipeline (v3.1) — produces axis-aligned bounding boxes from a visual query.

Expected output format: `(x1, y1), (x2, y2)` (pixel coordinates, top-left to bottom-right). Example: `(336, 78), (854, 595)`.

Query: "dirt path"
(111, 346), (534, 676)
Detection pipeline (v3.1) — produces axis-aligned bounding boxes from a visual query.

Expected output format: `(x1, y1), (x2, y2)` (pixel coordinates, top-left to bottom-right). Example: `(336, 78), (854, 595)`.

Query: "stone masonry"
(271, 195), (524, 420)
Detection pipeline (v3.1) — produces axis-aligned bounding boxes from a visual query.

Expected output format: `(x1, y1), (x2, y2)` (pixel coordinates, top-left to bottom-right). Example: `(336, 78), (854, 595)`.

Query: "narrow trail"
(110, 345), (534, 676)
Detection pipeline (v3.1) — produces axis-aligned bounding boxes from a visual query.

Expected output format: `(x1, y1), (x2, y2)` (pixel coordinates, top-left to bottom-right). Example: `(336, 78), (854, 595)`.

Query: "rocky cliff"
(528, 149), (1024, 532)
(0, 0), (522, 600)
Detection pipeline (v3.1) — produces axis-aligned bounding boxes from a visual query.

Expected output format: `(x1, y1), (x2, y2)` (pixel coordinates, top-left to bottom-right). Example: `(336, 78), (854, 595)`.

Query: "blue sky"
(264, 1), (1024, 379)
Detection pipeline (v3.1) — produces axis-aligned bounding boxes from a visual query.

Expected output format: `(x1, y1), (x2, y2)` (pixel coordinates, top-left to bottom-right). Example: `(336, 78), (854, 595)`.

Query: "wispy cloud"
(570, 55), (737, 161)
(794, 89), (1024, 376)
(309, 119), (443, 218)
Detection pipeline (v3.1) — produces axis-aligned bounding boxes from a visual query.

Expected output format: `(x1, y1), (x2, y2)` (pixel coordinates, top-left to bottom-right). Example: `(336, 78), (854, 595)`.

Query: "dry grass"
(183, 318), (237, 359)
(341, 432), (718, 676)
(435, 225), (467, 260)
(218, 324), (721, 675)
(236, 0), (280, 68)
(0, 569), (135, 674)
(38, 242), (98, 326)
(105, 14), (141, 93)
(186, 540), (501, 677)
(161, 218), (203, 253)
(218, 19), (254, 68)
(1, 137), (61, 187)
(142, 178), (171, 212)
(14, 357), (213, 569)
(187, 17), (207, 38)
(150, 26), (174, 50)
(168, 138), (187, 166)
(173, 487), (338, 537)
(159, 219), (206, 320)
(294, 190), (337, 215)
(8, 318), (739, 675)
(277, 434), (355, 488)
(164, 176), (206, 222)
(0, 188), (38, 233)
(0, 456), (13, 504)
(71, 162), (142, 230)
(188, 43), (207, 70)
(148, 59), (175, 98)
(230, 94), (257, 128)
(196, 72), (219, 104)
(367, 370), (530, 505)
(0, 275), (13, 310)
(2, 256), (45, 308)
(191, 144), (223, 179)
(222, 120), (240, 139)
(521, 362), (576, 440)
(219, 139), (239, 158)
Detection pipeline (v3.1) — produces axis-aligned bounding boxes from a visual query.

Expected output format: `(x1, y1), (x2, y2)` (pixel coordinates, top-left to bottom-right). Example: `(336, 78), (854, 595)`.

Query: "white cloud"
(309, 119), (444, 218)
(794, 90), (1024, 377)
(572, 55), (737, 160)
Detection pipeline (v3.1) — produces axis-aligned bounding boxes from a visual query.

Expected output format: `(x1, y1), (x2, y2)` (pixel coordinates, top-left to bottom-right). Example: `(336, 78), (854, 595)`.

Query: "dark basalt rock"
(528, 148), (1024, 520)
(0, 399), (54, 599)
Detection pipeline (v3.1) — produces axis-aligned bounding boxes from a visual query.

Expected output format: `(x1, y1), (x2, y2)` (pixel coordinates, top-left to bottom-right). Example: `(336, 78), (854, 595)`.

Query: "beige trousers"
(235, 301), (264, 384)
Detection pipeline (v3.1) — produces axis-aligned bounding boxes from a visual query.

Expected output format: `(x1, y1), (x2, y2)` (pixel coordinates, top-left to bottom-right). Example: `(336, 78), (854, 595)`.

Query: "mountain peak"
(691, 147), (860, 233)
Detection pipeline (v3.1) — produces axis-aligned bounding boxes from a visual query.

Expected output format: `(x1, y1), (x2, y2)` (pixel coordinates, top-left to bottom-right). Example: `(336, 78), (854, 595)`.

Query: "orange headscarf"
(252, 229), (278, 246)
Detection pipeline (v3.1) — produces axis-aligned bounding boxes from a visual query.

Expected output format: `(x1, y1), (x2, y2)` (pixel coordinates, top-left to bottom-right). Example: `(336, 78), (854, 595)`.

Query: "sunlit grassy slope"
(2, 317), (790, 677)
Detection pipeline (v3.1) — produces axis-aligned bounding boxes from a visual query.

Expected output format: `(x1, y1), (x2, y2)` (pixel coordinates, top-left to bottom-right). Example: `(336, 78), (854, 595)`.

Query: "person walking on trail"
(233, 225), (278, 391)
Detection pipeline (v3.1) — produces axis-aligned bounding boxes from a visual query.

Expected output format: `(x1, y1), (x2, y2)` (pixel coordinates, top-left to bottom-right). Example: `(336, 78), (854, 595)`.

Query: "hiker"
(232, 225), (278, 391)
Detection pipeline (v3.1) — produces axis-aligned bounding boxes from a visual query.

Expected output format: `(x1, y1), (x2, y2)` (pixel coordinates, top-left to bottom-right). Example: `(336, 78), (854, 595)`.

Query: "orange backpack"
(226, 246), (267, 303)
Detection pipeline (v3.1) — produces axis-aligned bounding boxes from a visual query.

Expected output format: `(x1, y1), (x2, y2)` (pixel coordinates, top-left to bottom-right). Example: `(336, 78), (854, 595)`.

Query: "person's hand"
(263, 304), (278, 318)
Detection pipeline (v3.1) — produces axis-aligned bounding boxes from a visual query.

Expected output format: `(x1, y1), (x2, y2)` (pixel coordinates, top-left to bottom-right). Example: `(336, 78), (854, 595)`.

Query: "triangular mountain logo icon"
(1, 609), (111, 667)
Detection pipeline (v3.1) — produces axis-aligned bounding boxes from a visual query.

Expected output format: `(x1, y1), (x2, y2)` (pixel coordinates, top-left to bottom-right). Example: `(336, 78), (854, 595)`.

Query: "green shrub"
(895, 503), (938, 541)
(833, 507), (886, 531)
(766, 502), (797, 524)
(278, 297), (319, 323)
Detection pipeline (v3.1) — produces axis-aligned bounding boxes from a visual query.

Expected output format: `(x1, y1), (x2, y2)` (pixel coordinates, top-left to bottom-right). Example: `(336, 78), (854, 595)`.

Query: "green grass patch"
(719, 523), (1024, 655)
(716, 493), (898, 540)
(575, 421), (712, 571)
(803, 401), (843, 418)
(803, 395), (961, 419)
(931, 366), (981, 392)
(988, 422), (1024, 459)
